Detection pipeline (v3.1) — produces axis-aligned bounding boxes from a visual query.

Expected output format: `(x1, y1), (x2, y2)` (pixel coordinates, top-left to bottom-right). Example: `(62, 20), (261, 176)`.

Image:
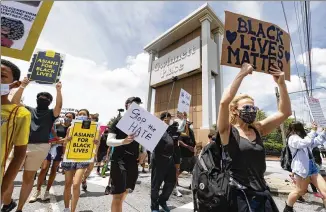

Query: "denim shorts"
(308, 160), (319, 176)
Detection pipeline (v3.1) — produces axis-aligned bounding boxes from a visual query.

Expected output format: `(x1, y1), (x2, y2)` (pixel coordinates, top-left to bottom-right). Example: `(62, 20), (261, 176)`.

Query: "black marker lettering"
(237, 17), (248, 33)
(240, 34), (250, 50)
(227, 46), (241, 65)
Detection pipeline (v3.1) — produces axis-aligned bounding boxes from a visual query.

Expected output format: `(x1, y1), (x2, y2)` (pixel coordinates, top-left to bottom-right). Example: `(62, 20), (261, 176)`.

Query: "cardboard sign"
(63, 121), (99, 162)
(1, 1), (53, 61)
(116, 102), (168, 152)
(27, 50), (65, 85)
(306, 96), (326, 127)
(221, 11), (291, 81)
(177, 88), (192, 114)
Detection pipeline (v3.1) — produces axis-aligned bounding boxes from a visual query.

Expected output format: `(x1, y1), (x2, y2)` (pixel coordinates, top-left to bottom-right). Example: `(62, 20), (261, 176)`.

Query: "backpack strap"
(3, 106), (20, 171)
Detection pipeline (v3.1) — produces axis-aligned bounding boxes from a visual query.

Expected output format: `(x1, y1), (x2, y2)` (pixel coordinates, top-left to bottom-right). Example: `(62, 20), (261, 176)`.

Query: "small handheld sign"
(27, 49), (65, 85)
(63, 120), (99, 163)
(116, 102), (168, 152)
(177, 88), (191, 114)
(306, 96), (326, 127)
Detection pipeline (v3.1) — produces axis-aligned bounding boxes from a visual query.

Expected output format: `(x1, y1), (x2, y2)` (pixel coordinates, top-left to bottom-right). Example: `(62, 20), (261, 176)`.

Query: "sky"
(4, 1), (326, 125)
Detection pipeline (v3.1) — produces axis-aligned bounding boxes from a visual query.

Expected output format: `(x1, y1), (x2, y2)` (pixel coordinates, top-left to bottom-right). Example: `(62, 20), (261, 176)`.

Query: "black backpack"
(192, 127), (238, 212)
(280, 141), (298, 172)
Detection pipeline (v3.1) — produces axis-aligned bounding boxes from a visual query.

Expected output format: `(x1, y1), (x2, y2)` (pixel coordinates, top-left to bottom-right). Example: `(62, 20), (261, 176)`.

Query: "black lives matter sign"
(221, 11), (291, 81)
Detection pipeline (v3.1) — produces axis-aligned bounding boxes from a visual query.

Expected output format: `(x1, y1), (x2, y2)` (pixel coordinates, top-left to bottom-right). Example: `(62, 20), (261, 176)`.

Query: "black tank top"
(227, 126), (267, 191)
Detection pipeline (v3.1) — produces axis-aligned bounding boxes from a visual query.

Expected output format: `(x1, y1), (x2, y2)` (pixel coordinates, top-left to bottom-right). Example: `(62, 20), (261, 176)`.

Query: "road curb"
(269, 188), (292, 196)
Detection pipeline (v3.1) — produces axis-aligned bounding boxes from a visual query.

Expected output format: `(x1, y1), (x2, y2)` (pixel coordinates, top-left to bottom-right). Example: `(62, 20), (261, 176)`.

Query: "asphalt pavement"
(4, 161), (326, 212)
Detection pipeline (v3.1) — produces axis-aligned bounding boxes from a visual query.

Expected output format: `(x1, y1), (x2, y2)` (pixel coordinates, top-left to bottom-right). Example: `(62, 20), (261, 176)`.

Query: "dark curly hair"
(1, 17), (24, 40)
(65, 112), (76, 119)
(1, 59), (21, 81)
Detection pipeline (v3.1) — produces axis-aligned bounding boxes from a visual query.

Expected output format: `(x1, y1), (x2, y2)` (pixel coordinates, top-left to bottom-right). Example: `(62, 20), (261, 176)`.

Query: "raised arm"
(11, 77), (29, 105)
(53, 82), (63, 117)
(257, 64), (292, 136)
(218, 63), (253, 145)
(288, 131), (318, 149)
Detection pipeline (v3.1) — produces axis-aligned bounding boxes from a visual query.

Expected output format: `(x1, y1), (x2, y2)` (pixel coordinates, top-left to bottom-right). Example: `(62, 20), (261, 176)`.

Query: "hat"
(125, 97), (142, 105)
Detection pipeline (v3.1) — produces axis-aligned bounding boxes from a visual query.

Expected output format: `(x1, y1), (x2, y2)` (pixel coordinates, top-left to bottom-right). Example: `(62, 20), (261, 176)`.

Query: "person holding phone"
(62, 109), (99, 212)
(106, 97), (147, 212)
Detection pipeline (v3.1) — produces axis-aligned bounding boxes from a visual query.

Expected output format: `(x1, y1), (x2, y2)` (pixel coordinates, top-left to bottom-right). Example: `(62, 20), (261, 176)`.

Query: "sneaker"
(1, 200), (17, 212)
(173, 188), (182, 197)
(82, 181), (87, 191)
(159, 202), (170, 212)
(42, 190), (50, 201)
(63, 208), (70, 212)
(29, 190), (41, 203)
(314, 192), (324, 199)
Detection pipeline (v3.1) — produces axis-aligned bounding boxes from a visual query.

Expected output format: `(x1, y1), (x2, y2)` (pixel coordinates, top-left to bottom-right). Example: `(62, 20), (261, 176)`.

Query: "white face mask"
(1, 83), (10, 96)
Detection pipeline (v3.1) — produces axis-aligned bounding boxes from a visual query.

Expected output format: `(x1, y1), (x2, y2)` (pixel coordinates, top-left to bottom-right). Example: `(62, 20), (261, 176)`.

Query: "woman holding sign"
(217, 63), (291, 211)
(284, 122), (326, 212)
(62, 109), (99, 212)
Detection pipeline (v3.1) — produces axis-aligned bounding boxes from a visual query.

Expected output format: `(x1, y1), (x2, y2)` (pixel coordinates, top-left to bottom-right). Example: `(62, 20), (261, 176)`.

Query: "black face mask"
(238, 110), (257, 124)
(37, 98), (50, 110)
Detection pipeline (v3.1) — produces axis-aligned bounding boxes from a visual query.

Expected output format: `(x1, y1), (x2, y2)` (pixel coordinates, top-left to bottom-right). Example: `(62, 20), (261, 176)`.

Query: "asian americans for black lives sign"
(27, 49), (65, 85)
(221, 11), (291, 81)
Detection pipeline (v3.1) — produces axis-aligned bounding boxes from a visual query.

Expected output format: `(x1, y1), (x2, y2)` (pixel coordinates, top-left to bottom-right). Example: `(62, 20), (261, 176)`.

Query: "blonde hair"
(229, 94), (254, 125)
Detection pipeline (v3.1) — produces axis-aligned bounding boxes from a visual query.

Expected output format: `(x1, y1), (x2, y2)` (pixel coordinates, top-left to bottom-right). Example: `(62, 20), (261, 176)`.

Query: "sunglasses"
(239, 105), (259, 112)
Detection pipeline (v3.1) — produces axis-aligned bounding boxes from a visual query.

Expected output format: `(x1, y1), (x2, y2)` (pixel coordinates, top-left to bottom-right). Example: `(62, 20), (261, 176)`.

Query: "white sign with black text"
(150, 37), (200, 86)
(306, 96), (326, 127)
(177, 89), (192, 114)
(116, 102), (168, 152)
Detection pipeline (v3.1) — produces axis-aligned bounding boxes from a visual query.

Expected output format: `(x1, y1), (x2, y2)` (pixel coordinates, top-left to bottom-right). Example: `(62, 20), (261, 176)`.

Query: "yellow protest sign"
(64, 121), (99, 162)
(1, 1), (53, 61)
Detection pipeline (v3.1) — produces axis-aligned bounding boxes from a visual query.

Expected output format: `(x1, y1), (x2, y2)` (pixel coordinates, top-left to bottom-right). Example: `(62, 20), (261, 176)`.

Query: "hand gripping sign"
(221, 11), (291, 81)
(116, 102), (168, 152)
(63, 120), (99, 163)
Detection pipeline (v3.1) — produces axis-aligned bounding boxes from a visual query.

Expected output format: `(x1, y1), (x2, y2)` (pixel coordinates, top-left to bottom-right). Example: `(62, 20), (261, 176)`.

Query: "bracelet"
(20, 85), (26, 89)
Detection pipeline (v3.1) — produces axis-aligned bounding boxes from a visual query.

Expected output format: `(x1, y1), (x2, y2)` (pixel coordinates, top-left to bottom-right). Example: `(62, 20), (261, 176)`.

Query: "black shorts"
(173, 146), (181, 165)
(180, 156), (196, 173)
(110, 154), (138, 195)
(46, 145), (63, 162)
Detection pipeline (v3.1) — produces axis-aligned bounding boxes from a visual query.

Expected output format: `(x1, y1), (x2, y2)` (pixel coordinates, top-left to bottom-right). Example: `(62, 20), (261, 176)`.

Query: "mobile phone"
(82, 120), (91, 129)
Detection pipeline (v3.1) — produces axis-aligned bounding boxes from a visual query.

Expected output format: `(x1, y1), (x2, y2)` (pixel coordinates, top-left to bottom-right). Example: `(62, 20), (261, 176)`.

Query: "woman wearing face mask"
(284, 122), (326, 212)
(29, 112), (75, 202)
(61, 109), (99, 212)
(218, 63), (292, 211)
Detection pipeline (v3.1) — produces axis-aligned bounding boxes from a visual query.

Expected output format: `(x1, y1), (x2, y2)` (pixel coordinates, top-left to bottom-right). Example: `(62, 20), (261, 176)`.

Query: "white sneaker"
(42, 190), (50, 201)
(29, 189), (41, 203)
(63, 208), (70, 212)
(174, 188), (182, 197)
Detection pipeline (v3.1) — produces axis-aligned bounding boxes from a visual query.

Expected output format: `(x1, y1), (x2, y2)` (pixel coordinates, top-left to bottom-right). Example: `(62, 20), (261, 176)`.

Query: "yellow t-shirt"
(1, 104), (31, 185)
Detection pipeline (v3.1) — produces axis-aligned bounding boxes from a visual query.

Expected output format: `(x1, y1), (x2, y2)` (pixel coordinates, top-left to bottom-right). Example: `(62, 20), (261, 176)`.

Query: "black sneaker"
(1, 200), (17, 212)
(297, 196), (305, 203)
(82, 181), (87, 191)
(104, 186), (111, 195)
(159, 202), (170, 212)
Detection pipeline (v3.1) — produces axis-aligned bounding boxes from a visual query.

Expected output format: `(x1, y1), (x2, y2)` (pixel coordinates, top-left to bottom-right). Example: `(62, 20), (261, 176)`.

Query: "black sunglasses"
(239, 105), (259, 112)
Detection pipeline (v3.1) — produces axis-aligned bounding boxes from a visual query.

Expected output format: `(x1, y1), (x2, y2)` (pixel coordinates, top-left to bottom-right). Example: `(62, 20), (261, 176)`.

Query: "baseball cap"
(125, 97), (142, 105)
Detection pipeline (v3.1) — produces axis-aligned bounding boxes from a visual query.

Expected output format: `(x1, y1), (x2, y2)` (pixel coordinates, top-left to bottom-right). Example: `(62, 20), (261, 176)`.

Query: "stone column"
(200, 14), (213, 129)
(212, 28), (223, 125)
(146, 50), (156, 112)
